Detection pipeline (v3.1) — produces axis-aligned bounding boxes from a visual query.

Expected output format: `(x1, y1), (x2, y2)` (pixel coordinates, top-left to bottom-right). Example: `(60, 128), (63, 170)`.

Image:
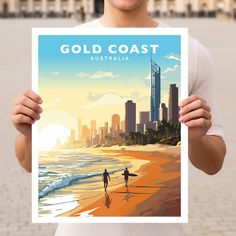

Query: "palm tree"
(145, 128), (156, 144)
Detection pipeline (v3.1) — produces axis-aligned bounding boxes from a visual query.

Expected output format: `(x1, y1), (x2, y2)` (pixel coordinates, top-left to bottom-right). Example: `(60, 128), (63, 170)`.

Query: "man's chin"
(110, 0), (144, 11)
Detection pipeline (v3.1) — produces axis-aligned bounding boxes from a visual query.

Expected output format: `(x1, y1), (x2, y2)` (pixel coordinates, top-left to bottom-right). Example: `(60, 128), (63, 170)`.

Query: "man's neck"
(100, 1), (158, 28)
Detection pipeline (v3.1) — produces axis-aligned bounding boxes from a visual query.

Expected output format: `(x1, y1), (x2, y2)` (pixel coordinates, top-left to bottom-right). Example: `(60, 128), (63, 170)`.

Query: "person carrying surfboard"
(124, 167), (129, 187)
(102, 169), (111, 192)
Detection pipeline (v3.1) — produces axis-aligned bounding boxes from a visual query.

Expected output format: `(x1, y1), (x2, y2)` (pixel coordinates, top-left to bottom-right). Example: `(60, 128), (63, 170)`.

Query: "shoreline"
(59, 144), (180, 217)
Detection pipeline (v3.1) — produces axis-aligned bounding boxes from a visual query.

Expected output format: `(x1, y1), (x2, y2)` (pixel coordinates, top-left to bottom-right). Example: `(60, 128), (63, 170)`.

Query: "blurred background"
(0, 0), (236, 236)
(0, 0), (236, 20)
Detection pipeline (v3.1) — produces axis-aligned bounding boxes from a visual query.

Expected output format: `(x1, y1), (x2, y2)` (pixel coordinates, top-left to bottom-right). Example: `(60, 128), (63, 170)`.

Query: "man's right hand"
(12, 89), (43, 137)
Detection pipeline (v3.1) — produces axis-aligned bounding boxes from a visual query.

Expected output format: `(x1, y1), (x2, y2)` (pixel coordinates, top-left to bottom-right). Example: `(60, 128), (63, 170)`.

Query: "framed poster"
(32, 27), (188, 223)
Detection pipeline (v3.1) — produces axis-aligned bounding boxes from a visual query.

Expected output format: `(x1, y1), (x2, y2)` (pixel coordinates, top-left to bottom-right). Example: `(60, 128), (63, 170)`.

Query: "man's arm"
(12, 89), (43, 173)
(180, 95), (226, 175)
(189, 135), (226, 175)
(15, 135), (32, 172)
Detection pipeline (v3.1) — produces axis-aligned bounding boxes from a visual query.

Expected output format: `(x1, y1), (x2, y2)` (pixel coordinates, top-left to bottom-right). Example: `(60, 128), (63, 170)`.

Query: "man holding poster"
(12, 0), (226, 236)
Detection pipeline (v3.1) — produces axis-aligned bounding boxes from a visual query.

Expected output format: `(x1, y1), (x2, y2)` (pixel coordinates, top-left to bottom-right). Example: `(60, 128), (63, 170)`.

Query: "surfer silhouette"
(102, 169), (111, 192)
(124, 167), (129, 187)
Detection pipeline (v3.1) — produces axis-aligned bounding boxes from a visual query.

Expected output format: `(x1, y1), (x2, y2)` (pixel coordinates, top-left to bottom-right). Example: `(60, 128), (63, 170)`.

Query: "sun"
(39, 124), (70, 151)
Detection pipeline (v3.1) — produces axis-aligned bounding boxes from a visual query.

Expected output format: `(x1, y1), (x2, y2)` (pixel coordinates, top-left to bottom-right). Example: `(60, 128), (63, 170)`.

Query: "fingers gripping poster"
(32, 28), (188, 223)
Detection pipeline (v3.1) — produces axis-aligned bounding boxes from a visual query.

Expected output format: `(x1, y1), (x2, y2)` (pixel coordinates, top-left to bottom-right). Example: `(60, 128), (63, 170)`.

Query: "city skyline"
(39, 76), (179, 150)
(54, 77), (179, 149)
(38, 34), (181, 150)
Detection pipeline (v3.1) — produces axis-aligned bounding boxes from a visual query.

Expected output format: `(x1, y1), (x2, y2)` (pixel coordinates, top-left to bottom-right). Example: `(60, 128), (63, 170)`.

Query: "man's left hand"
(179, 95), (212, 142)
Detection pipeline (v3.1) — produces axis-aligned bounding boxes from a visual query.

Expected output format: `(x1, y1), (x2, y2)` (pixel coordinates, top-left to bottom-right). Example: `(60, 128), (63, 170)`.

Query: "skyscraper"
(112, 114), (120, 130)
(140, 111), (150, 124)
(137, 111), (150, 135)
(160, 103), (168, 121)
(125, 100), (136, 134)
(150, 59), (161, 122)
(168, 84), (179, 126)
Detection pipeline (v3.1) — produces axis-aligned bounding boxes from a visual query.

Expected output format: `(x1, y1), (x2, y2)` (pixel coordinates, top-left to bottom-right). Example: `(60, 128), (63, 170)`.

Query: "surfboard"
(122, 173), (138, 177)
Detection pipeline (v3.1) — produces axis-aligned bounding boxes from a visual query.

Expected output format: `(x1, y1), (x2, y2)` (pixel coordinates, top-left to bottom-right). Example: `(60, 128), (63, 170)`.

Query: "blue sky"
(39, 35), (181, 92)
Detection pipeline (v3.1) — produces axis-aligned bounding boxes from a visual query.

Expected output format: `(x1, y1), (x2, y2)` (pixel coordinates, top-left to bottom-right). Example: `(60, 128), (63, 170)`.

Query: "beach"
(59, 144), (181, 217)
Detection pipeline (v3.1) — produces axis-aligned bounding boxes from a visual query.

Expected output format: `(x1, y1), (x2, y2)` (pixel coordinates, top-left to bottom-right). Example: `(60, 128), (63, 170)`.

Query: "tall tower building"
(112, 114), (120, 130)
(150, 59), (161, 122)
(125, 100), (136, 134)
(160, 103), (168, 121)
(168, 84), (179, 126)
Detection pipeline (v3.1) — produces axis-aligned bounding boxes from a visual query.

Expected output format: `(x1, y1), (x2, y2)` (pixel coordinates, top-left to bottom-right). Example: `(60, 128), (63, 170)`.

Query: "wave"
(39, 162), (90, 170)
(38, 173), (101, 198)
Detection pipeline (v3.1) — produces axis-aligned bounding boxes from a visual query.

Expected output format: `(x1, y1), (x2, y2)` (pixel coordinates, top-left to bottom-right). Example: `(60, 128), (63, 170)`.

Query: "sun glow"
(39, 124), (70, 151)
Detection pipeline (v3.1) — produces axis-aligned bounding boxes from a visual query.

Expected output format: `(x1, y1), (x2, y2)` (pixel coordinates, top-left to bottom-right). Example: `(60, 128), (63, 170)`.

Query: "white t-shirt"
(55, 19), (224, 236)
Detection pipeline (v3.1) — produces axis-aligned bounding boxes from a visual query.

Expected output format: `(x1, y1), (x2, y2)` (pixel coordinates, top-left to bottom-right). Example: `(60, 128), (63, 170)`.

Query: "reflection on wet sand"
(123, 187), (132, 202)
(103, 192), (112, 209)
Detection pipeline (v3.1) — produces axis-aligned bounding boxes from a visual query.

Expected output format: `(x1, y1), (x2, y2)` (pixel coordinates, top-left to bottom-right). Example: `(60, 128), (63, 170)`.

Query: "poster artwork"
(32, 28), (188, 223)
